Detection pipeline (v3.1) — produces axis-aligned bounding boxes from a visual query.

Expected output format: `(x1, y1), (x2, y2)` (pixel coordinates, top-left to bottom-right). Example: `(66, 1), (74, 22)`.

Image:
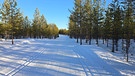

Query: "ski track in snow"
(0, 35), (134, 76)
(73, 45), (122, 76)
(5, 48), (45, 76)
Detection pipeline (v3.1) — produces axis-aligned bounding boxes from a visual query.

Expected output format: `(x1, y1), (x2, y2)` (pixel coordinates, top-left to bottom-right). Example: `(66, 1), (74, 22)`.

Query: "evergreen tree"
(13, 9), (24, 38)
(83, 0), (93, 45)
(104, 8), (113, 47)
(1, 0), (19, 44)
(92, 0), (105, 46)
(40, 14), (47, 38)
(114, 6), (122, 51)
(32, 8), (41, 38)
(69, 0), (106, 45)
(69, 0), (84, 45)
(0, 0), (59, 40)
(69, 14), (79, 42)
(46, 24), (59, 38)
(52, 24), (59, 38)
(22, 16), (31, 38)
(109, 0), (120, 52)
(1, 0), (11, 39)
(123, 2), (134, 62)
(59, 29), (68, 35)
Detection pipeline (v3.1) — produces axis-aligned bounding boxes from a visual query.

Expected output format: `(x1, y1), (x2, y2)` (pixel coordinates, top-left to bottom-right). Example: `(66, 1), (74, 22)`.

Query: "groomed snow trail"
(0, 35), (122, 76)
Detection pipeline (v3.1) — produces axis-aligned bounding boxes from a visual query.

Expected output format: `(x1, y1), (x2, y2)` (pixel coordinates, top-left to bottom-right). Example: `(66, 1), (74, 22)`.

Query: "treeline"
(0, 0), (59, 42)
(59, 29), (68, 35)
(68, 0), (135, 61)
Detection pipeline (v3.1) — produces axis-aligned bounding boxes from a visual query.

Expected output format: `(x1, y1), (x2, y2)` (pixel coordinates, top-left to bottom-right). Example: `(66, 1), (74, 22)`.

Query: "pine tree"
(52, 24), (59, 38)
(40, 14), (47, 38)
(13, 9), (24, 38)
(1, 0), (11, 39)
(83, 0), (93, 45)
(69, 0), (84, 45)
(92, 0), (105, 46)
(69, 14), (79, 42)
(114, 6), (122, 51)
(104, 8), (113, 47)
(109, 0), (123, 52)
(1, 0), (19, 44)
(32, 8), (41, 38)
(123, 2), (134, 62)
(68, 15), (75, 38)
(109, 0), (121, 52)
(22, 16), (31, 38)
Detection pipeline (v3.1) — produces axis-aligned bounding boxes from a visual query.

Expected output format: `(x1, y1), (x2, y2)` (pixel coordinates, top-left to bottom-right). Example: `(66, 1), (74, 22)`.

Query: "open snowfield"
(0, 35), (135, 76)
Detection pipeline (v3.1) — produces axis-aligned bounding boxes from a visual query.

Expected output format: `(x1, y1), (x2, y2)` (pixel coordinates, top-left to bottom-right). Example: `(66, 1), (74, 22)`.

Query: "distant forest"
(0, 0), (59, 41)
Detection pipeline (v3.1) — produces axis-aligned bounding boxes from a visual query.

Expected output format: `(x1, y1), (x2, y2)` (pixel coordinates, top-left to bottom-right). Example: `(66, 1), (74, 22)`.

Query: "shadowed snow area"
(0, 35), (134, 76)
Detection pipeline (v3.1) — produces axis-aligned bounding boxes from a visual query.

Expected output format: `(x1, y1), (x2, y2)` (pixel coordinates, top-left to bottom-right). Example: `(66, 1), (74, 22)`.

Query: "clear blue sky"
(0, 0), (112, 29)
(17, 0), (75, 29)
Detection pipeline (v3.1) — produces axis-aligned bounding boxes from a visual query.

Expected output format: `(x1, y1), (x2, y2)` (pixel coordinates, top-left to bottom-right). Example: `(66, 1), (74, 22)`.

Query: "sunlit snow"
(0, 35), (134, 76)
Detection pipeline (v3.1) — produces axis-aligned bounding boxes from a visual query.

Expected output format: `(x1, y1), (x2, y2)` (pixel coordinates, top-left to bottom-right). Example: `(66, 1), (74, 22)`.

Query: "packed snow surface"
(0, 35), (134, 76)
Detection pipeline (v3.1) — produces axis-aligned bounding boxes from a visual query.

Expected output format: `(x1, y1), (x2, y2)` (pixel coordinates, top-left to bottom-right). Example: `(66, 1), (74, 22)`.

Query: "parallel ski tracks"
(73, 45), (94, 76)
(5, 48), (45, 76)
(73, 45), (114, 76)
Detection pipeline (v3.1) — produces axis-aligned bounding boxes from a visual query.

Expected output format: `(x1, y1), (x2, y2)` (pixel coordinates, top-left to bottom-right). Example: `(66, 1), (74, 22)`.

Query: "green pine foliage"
(68, 0), (135, 62)
(59, 29), (68, 35)
(0, 0), (59, 41)
(69, 0), (106, 45)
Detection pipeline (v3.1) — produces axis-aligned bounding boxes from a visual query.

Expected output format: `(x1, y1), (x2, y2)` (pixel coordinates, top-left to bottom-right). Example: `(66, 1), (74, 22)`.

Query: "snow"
(0, 39), (5, 41)
(92, 39), (135, 76)
(0, 35), (134, 76)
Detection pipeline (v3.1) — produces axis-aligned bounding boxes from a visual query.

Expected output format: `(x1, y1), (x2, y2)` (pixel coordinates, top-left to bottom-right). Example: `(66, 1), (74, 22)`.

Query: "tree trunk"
(103, 39), (104, 44)
(126, 44), (129, 62)
(107, 39), (109, 47)
(112, 39), (114, 52)
(80, 38), (82, 45)
(96, 38), (98, 46)
(127, 51), (129, 62)
(116, 40), (118, 51)
(126, 39), (130, 62)
(86, 39), (88, 43)
(80, 26), (82, 45)
(89, 35), (91, 45)
(77, 36), (79, 43)
(12, 32), (14, 45)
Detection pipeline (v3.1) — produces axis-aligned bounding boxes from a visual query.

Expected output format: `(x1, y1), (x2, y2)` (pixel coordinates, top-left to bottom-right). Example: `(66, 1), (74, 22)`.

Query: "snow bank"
(21, 40), (31, 44)
(29, 39), (35, 41)
(0, 38), (5, 41)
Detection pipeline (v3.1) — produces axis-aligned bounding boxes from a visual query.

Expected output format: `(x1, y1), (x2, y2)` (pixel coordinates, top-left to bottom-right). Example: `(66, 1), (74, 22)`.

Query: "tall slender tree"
(109, 0), (120, 52)
(104, 8), (113, 47)
(123, 2), (134, 62)
(69, 0), (84, 45)
(40, 14), (47, 38)
(69, 15), (78, 40)
(22, 16), (31, 38)
(13, 9), (24, 38)
(83, 0), (93, 45)
(32, 8), (41, 38)
(92, 0), (105, 46)
(1, 0), (19, 44)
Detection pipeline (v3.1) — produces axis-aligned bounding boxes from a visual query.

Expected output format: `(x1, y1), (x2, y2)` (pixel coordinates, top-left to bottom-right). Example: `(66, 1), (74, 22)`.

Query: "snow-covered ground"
(0, 35), (134, 76)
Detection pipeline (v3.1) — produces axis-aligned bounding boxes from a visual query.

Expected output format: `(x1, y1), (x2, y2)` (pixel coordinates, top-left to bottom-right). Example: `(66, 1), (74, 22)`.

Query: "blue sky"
(17, 0), (75, 29)
(0, 0), (112, 29)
